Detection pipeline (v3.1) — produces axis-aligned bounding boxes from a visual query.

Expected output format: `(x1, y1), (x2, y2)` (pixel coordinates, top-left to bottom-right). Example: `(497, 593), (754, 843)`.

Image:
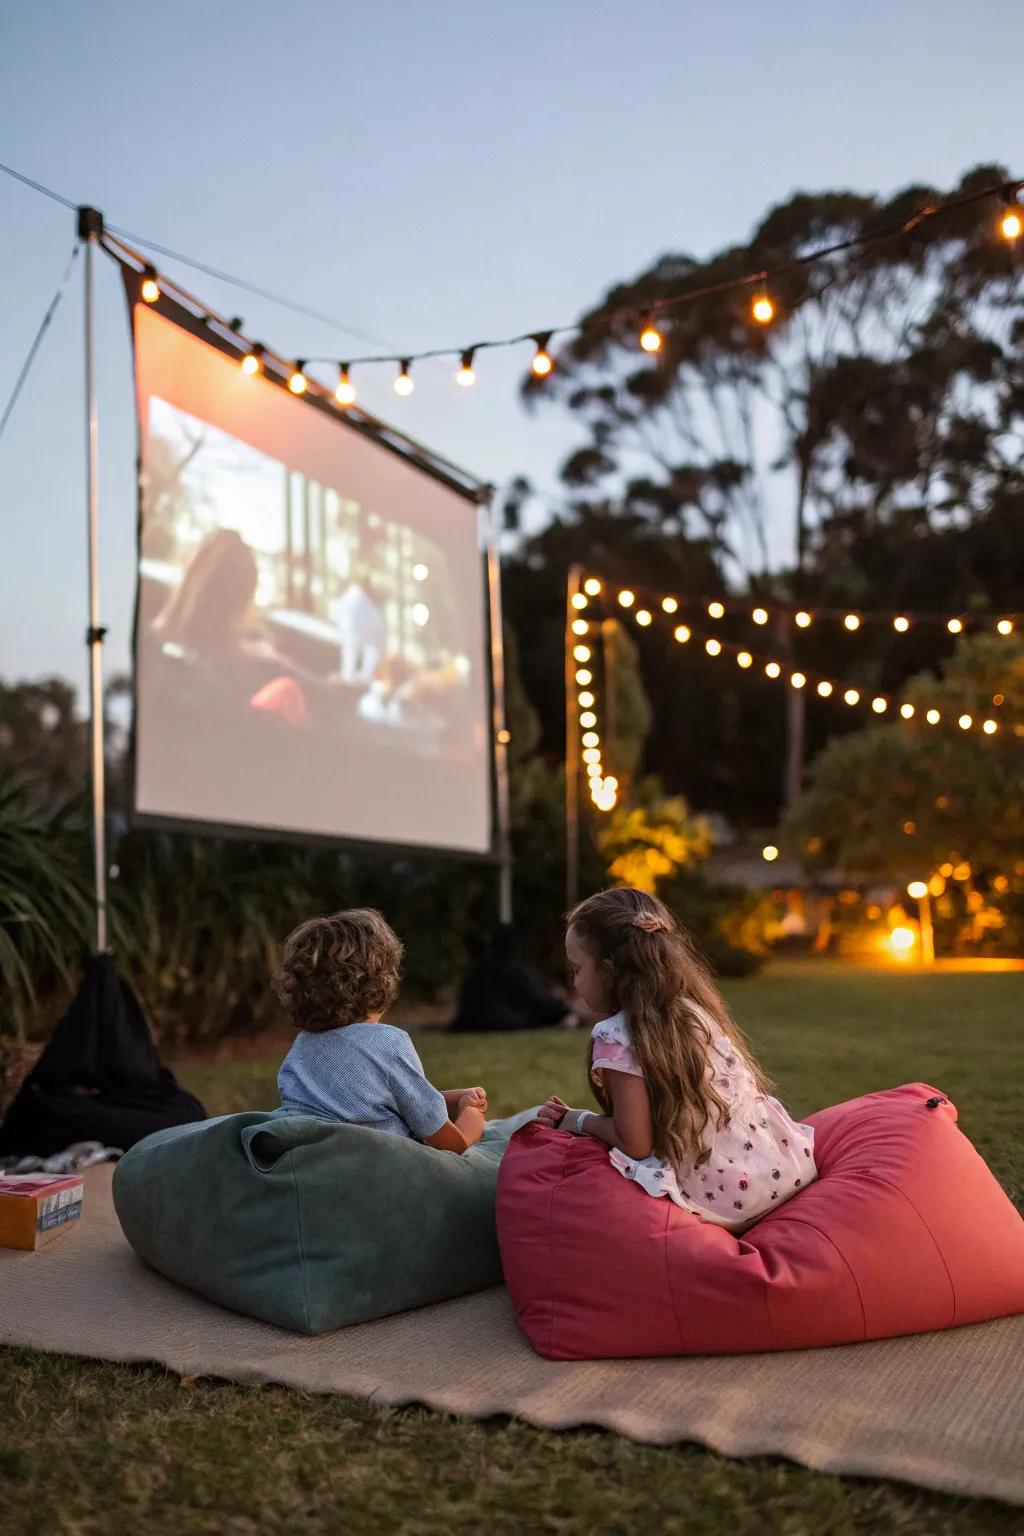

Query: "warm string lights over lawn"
(119, 180), (1023, 407)
(569, 591), (619, 813)
(570, 578), (1014, 739)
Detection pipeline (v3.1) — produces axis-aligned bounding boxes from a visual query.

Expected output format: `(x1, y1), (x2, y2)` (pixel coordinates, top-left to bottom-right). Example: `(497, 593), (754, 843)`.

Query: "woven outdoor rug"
(1, 1167), (1021, 1506)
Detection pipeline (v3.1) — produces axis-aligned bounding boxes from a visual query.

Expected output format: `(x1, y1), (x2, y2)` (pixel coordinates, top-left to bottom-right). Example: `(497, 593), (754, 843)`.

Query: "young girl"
(537, 887), (816, 1230)
(274, 908), (487, 1154)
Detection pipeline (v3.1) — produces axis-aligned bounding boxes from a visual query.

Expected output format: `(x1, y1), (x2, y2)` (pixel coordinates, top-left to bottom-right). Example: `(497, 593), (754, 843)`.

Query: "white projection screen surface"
(130, 299), (493, 856)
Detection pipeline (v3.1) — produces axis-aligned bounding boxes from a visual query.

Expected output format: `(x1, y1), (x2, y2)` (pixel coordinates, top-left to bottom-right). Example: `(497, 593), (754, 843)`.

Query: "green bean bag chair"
(112, 1107), (536, 1334)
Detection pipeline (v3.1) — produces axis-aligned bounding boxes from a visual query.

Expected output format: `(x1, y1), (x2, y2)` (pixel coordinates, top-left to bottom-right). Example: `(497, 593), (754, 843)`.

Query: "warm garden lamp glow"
(457, 349), (476, 387)
(889, 926), (916, 955)
(752, 607), (769, 625)
(947, 617), (963, 634)
(762, 845), (779, 862)
(618, 589), (635, 608)
(661, 596), (678, 613)
(997, 618), (1014, 635)
(288, 362), (307, 395)
(844, 613), (861, 631)
(893, 615), (910, 632)
(395, 360), (414, 396)
(583, 577), (602, 596)
(751, 291), (774, 325)
(241, 344), (264, 376)
(1000, 200), (1022, 242)
(531, 332), (553, 377)
(639, 314), (662, 352)
(907, 882), (929, 901)
(140, 266), (160, 303)
(335, 366), (356, 406)
(674, 625), (691, 643)
(795, 610), (811, 628)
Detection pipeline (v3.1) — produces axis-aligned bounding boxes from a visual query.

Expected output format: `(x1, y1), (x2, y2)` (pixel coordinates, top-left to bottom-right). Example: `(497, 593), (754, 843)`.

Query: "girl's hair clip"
(631, 913), (670, 933)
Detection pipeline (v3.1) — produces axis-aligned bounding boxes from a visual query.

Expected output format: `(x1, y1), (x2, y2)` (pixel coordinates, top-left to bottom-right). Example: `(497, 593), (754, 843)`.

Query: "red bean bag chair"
(496, 1082), (1024, 1359)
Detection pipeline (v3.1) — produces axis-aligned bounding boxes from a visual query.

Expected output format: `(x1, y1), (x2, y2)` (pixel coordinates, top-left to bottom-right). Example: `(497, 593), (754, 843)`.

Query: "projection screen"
(126, 280), (494, 856)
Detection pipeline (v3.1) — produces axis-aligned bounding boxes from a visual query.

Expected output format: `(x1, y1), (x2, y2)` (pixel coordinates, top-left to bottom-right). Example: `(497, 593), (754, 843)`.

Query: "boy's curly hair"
(272, 909), (403, 1033)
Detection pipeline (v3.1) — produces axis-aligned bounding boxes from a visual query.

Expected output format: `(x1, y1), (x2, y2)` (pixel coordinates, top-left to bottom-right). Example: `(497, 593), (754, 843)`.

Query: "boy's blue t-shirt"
(277, 1022), (449, 1141)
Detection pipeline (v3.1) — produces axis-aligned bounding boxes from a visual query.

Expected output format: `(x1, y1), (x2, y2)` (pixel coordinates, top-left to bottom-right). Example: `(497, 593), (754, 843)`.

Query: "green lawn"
(2, 962), (1022, 1536)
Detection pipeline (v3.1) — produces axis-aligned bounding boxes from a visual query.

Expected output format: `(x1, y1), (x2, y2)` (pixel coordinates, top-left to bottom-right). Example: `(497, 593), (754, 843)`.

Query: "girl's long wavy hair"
(568, 887), (772, 1170)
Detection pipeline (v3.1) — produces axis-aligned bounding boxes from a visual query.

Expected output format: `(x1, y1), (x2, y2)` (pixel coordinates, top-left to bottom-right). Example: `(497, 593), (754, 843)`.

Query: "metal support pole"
(484, 492), (513, 924)
(79, 206), (108, 953)
(565, 565), (582, 910)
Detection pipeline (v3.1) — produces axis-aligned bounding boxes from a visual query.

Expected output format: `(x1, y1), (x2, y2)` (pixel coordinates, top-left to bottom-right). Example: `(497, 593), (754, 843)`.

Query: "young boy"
(274, 908), (487, 1153)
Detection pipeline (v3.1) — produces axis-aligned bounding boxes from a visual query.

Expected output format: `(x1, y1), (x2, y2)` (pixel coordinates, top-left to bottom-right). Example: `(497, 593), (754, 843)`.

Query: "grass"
(1, 961), (1022, 1535)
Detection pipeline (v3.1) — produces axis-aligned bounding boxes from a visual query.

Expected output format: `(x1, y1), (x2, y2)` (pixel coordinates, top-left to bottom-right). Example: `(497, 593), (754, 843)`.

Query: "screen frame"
(117, 256), (501, 864)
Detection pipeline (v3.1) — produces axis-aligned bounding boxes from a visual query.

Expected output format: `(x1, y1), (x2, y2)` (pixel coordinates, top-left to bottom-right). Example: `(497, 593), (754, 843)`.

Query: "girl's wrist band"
(560, 1108), (593, 1135)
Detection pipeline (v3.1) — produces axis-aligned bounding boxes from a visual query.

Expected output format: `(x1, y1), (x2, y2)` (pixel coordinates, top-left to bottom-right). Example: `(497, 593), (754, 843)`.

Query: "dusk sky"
(1, 0), (1021, 693)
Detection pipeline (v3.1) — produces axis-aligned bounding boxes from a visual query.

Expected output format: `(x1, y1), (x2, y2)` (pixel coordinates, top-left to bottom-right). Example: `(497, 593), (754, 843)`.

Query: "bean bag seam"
(543, 1136), (566, 1358)
(287, 1146), (313, 1335)
(659, 1199), (691, 1353)
(775, 1215), (868, 1341)
(866, 1172), (959, 1325)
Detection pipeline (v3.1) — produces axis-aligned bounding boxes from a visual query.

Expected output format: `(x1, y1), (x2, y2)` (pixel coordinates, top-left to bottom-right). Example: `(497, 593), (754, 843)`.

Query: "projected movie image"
(134, 371), (491, 853)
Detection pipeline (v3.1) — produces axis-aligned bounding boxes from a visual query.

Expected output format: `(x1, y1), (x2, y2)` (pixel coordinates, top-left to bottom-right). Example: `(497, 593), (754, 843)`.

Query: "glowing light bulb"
(997, 618), (1014, 635)
(795, 610), (812, 628)
(457, 349), (476, 387)
(752, 293), (774, 325)
(582, 731), (600, 748)
(907, 881), (929, 900)
(900, 703), (915, 719)
(790, 672), (806, 689)
(141, 267), (160, 303)
(571, 618), (589, 636)
(395, 360), (414, 396)
(580, 711), (597, 729)
(872, 697), (887, 713)
(661, 596), (678, 614)
(289, 363), (307, 395)
(843, 688), (860, 706)
(762, 845), (779, 862)
(241, 346), (263, 376)
(708, 600), (725, 619)
(765, 661), (781, 679)
(618, 590), (635, 608)
(674, 624), (691, 644)
(752, 607), (769, 625)
(844, 613), (861, 631)
(639, 315), (662, 352)
(958, 713), (973, 730)
(583, 578), (602, 596)
(983, 719), (998, 734)
(571, 593), (588, 610)
(335, 367), (356, 406)
(947, 617), (963, 634)
(412, 603), (430, 626)
(412, 563), (429, 581)
(575, 669), (592, 686)
(531, 333), (553, 377)
(1000, 208), (1022, 242)
(705, 638), (722, 656)
(573, 645), (591, 662)
(578, 691), (595, 709)
(926, 708), (940, 724)
(889, 927), (916, 954)
(893, 615), (910, 632)
(636, 609), (652, 626)
(817, 680), (833, 697)
(583, 747), (600, 764)
(737, 651), (753, 668)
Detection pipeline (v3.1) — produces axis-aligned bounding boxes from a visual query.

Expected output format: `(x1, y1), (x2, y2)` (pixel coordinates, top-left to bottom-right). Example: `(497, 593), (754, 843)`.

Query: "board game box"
(0, 1173), (84, 1251)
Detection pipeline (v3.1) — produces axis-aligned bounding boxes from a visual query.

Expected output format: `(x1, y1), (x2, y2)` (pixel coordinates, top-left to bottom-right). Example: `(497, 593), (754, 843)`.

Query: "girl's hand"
(456, 1086), (487, 1115)
(536, 1094), (570, 1128)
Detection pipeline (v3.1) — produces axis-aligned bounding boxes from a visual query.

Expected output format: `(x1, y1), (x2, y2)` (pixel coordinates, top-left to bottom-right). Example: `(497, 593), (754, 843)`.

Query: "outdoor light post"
(907, 882), (935, 966)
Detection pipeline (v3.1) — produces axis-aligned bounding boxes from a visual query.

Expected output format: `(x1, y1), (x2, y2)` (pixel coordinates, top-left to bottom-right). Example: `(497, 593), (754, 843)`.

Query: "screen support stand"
(78, 205), (109, 954)
(484, 491), (513, 924)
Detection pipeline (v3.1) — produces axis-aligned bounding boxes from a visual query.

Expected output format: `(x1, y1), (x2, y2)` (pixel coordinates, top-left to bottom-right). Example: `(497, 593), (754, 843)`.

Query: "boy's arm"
(426, 1104), (485, 1153)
